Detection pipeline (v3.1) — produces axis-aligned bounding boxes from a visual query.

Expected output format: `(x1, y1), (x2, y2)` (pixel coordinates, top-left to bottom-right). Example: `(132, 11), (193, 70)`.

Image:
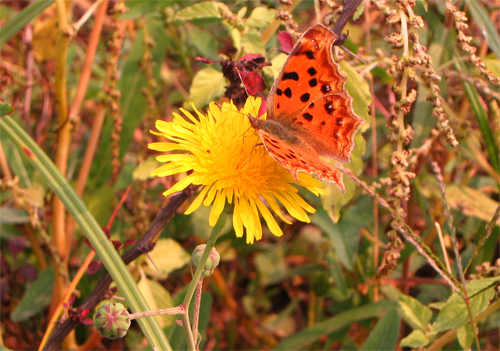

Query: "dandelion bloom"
(149, 97), (324, 244)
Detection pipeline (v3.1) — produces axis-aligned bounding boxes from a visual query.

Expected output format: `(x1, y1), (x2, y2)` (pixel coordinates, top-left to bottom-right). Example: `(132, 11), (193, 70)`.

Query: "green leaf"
(137, 277), (175, 328)
(118, 18), (170, 157)
(240, 27), (266, 56)
(0, 102), (15, 116)
(457, 323), (474, 350)
(175, 1), (228, 21)
(399, 294), (433, 330)
(463, 80), (500, 174)
(11, 268), (54, 322)
(311, 208), (353, 271)
(312, 197), (373, 271)
(431, 277), (498, 333)
(121, 0), (181, 19)
(468, 0), (500, 60)
(361, 309), (400, 351)
(444, 184), (500, 225)
(186, 25), (218, 60)
(246, 7), (276, 28)
(271, 301), (397, 350)
(400, 330), (430, 348)
(352, 2), (365, 21)
(0, 208), (29, 224)
(186, 67), (226, 108)
(255, 246), (289, 286)
(483, 56), (500, 78)
(466, 276), (499, 296)
(341, 60), (371, 131)
(133, 157), (160, 181)
(0, 0), (54, 46)
(146, 238), (191, 278)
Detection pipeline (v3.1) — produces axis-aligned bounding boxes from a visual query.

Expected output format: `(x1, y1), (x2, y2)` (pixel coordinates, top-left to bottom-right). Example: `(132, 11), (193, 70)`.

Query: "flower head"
(149, 97), (324, 244)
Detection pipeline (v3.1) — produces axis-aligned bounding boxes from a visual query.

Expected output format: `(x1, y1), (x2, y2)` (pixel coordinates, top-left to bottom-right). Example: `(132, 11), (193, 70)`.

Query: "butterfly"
(248, 24), (365, 193)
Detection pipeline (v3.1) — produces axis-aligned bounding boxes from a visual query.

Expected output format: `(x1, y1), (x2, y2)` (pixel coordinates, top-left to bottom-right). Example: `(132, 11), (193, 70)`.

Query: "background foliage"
(1, 0), (499, 350)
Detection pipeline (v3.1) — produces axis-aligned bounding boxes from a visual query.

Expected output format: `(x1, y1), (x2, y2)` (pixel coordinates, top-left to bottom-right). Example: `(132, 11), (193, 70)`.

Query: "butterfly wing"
(266, 24), (364, 162)
(292, 94), (364, 162)
(258, 129), (345, 192)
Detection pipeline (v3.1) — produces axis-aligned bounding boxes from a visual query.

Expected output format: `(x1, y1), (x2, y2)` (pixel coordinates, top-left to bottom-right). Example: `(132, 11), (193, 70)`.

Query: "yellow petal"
(209, 189), (227, 226)
(203, 184), (218, 206)
(255, 198), (283, 237)
(232, 199), (244, 238)
(247, 198), (262, 242)
(185, 185), (211, 215)
(163, 174), (195, 197)
(275, 192), (310, 223)
(263, 194), (292, 225)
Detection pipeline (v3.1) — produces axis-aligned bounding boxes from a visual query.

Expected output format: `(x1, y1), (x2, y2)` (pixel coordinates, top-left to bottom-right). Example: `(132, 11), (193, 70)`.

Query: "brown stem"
(332, 0), (363, 35)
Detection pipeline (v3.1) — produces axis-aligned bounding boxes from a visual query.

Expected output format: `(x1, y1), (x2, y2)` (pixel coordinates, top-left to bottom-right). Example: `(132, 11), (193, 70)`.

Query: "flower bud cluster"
(192, 244), (220, 277)
(381, 0), (422, 278)
(219, 6), (245, 31)
(94, 302), (131, 339)
(470, 259), (500, 279)
(275, 10), (298, 31)
(409, 33), (459, 148)
(446, 3), (500, 87)
(106, 2), (128, 183)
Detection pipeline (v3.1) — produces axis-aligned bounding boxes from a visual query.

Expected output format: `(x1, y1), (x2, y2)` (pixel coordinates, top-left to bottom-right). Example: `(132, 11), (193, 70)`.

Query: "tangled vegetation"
(1, 0), (499, 350)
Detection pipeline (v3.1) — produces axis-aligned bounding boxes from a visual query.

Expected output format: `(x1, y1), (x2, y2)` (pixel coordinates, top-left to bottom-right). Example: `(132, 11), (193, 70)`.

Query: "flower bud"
(94, 302), (131, 339)
(191, 244), (220, 272)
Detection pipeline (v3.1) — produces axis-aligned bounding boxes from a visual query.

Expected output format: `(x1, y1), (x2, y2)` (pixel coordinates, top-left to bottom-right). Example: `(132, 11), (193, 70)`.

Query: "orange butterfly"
(249, 24), (364, 193)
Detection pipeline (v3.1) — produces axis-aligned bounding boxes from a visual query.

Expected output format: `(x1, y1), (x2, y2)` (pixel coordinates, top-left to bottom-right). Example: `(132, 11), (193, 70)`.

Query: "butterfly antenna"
(341, 45), (366, 64)
(236, 69), (251, 98)
(242, 141), (265, 169)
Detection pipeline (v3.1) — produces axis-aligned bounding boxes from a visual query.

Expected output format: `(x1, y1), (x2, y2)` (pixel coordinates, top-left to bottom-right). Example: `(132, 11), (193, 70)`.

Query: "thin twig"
(435, 222), (452, 273)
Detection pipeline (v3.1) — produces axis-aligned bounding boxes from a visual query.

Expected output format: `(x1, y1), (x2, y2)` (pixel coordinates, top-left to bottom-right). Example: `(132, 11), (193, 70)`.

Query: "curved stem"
(181, 212), (227, 350)
(182, 213), (227, 310)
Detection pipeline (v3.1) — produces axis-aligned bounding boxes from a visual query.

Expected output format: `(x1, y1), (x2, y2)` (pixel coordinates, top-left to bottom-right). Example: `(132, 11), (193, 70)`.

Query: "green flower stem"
(0, 116), (171, 351)
(181, 212), (227, 351)
(181, 312), (196, 351)
(183, 212), (227, 309)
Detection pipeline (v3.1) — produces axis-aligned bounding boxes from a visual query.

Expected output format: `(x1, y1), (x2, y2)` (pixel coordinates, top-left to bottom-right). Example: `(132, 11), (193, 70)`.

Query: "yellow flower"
(148, 97), (324, 244)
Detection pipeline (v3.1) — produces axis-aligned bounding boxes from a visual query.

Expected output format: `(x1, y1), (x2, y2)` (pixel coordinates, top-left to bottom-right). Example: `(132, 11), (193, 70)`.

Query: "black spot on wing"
(304, 51), (315, 59)
(300, 93), (310, 102)
(309, 78), (317, 87)
(303, 113), (313, 122)
(307, 67), (317, 76)
(282, 71), (299, 81)
(284, 88), (292, 98)
(325, 102), (334, 115)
